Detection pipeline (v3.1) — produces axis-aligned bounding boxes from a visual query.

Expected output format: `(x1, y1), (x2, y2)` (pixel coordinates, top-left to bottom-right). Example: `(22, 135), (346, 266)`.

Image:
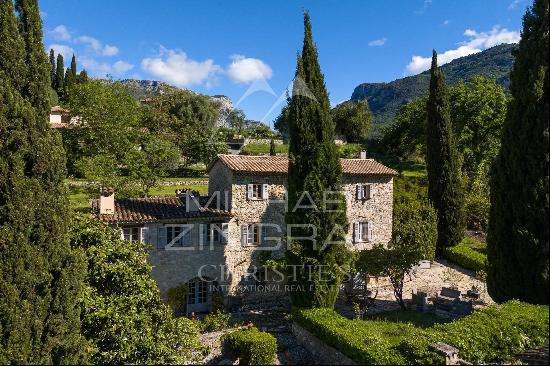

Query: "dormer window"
(247, 183), (268, 200)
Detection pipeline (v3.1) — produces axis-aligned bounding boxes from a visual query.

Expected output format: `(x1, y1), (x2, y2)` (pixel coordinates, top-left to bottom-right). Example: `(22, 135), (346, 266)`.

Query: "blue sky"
(40, 0), (528, 125)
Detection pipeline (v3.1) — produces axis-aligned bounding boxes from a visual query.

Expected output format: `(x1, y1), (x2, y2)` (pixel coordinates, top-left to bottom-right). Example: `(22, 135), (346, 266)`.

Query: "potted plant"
(467, 284), (481, 299)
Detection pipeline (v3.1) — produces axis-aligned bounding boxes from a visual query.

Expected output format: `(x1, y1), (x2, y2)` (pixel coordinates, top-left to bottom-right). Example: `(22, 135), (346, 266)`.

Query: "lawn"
(240, 143), (289, 155)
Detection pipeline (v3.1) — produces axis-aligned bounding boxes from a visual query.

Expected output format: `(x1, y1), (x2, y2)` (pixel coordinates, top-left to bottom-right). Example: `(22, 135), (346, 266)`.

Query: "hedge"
(222, 327), (277, 365)
(442, 240), (487, 272)
(293, 301), (549, 365)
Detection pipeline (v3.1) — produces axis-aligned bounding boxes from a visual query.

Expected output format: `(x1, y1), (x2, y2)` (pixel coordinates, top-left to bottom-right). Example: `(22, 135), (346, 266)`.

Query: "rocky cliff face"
(115, 79), (235, 127)
(351, 43), (516, 126)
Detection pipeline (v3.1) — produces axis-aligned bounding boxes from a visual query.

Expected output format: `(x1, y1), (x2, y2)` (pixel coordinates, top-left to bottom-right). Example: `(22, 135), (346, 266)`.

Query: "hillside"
(351, 43), (517, 126)
(114, 79), (235, 127)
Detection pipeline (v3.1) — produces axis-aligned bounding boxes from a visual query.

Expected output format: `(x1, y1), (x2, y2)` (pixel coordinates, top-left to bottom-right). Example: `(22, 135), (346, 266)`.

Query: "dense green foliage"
(331, 100), (372, 142)
(285, 12), (351, 308)
(426, 51), (465, 250)
(222, 327), (278, 365)
(487, 0), (549, 305)
(142, 90), (227, 165)
(0, 0), (87, 363)
(351, 44), (516, 127)
(69, 216), (205, 364)
(293, 301), (549, 365)
(357, 196), (436, 308)
(202, 310), (231, 332)
(443, 237), (487, 272)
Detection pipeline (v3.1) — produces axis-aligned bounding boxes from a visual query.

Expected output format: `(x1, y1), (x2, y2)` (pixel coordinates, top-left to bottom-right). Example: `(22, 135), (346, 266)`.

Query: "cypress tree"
(1, 0), (87, 363)
(0, 0), (26, 91)
(49, 48), (56, 89)
(426, 50), (465, 251)
(487, 0), (549, 305)
(285, 12), (351, 308)
(70, 53), (77, 79)
(269, 138), (276, 156)
(55, 53), (64, 96)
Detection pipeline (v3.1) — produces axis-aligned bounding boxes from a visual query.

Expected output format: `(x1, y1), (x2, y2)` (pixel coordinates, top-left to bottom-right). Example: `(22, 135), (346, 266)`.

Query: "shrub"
(443, 238), (487, 272)
(222, 327), (277, 365)
(293, 301), (549, 365)
(202, 310), (231, 332)
(165, 284), (189, 311)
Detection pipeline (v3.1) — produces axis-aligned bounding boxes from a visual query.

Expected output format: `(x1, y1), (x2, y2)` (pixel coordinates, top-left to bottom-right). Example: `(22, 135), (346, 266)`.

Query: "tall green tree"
(49, 48), (56, 88)
(331, 100), (372, 142)
(0, 0), (26, 91)
(426, 50), (465, 251)
(78, 69), (88, 83)
(487, 0), (549, 305)
(285, 12), (351, 308)
(55, 53), (64, 96)
(1, 0), (87, 363)
(70, 53), (77, 78)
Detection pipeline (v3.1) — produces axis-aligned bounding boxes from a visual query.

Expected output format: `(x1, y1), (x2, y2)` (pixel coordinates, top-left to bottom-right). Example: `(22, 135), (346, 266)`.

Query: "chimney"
(360, 150), (368, 159)
(99, 187), (115, 214)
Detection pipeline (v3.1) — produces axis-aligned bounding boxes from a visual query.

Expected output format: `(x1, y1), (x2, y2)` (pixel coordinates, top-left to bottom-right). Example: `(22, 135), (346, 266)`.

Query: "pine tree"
(285, 12), (351, 308)
(55, 53), (64, 97)
(426, 50), (465, 251)
(49, 48), (56, 89)
(487, 0), (549, 305)
(1, 0), (87, 363)
(269, 139), (276, 156)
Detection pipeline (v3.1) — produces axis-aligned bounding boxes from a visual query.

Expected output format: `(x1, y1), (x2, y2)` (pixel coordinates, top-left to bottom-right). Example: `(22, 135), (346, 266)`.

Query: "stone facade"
(112, 156), (395, 312)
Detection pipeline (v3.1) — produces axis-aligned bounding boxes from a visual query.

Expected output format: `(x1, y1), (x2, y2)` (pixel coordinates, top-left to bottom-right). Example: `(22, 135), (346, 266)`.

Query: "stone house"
(94, 154), (397, 313)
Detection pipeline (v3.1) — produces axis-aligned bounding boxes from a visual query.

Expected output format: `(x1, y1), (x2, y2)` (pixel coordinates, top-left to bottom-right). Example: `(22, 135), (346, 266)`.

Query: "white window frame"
(247, 183), (269, 200)
(356, 184), (372, 200)
(165, 224), (192, 247)
(242, 223), (262, 246)
(122, 227), (141, 242)
(354, 221), (373, 243)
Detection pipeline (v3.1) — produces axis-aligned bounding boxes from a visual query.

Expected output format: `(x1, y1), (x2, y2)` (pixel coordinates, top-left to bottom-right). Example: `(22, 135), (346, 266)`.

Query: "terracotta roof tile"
(211, 154), (398, 176)
(92, 196), (231, 224)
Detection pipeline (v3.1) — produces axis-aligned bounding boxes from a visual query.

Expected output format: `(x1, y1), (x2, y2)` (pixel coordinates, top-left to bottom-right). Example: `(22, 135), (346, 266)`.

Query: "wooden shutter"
(356, 184), (361, 200)
(140, 226), (149, 243)
(157, 226), (166, 250)
(202, 224), (208, 246)
(241, 224), (248, 246)
(353, 222), (359, 243)
(221, 223), (229, 244)
(367, 185), (372, 200)
(247, 184), (253, 200)
(367, 221), (373, 242)
(262, 184), (269, 199)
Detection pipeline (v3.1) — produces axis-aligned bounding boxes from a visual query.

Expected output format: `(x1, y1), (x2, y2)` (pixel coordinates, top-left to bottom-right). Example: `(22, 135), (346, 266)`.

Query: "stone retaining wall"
(292, 323), (357, 365)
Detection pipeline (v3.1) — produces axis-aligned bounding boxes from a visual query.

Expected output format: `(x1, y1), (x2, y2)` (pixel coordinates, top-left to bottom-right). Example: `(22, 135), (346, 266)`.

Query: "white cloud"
(415, 0), (433, 14)
(508, 0), (522, 9)
(443, 19), (451, 25)
(50, 25), (71, 41)
(368, 37), (387, 47)
(78, 36), (119, 56)
(141, 47), (222, 87)
(80, 56), (134, 77)
(103, 45), (119, 56)
(48, 44), (75, 60)
(227, 55), (273, 84)
(405, 26), (520, 75)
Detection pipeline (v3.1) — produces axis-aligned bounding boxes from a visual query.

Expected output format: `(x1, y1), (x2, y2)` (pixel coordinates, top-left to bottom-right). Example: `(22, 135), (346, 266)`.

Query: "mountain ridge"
(350, 43), (517, 126)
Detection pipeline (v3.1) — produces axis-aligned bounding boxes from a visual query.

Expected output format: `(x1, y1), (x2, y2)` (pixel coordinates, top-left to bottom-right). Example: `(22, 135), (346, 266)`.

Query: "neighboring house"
(49, 106), (70, 128)
(93, 154), (397, 313)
